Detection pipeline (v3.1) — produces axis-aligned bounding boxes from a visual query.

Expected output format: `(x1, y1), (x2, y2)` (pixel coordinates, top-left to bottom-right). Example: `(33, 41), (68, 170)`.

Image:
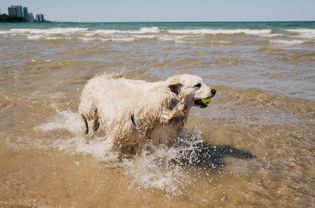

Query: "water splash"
(34, 110), (81, 134)
(30, 111), (220, 195)
(123, 147), (190, 195)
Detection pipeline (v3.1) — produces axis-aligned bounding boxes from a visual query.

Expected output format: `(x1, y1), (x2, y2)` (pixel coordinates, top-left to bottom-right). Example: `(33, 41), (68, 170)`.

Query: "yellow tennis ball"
(201, 97), (212, 105)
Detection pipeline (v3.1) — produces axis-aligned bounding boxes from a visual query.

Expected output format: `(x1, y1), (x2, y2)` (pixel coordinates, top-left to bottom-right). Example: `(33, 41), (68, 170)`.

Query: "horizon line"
(48, 20), (315, 23)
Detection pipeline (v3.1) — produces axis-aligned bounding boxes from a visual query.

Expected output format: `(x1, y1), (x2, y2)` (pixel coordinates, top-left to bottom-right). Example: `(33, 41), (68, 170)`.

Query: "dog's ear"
(168, 83), (182, 95)
(161, 99), (186, 124)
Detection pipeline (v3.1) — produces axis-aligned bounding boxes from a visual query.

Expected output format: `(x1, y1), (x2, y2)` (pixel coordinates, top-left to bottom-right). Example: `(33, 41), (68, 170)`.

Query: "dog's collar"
(131, 113), (136, 126)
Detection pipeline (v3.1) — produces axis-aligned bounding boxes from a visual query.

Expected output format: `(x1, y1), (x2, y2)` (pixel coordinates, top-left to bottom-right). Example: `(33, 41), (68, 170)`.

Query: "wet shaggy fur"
(79, 72), (214, 153)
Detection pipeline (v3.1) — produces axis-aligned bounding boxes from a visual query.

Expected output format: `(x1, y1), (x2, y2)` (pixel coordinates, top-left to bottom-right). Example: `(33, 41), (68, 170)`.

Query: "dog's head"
(167, 74), (216, 108)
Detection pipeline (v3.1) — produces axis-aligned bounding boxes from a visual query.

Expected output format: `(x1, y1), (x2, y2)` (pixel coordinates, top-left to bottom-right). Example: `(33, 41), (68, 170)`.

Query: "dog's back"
(79, 74), (165, 121)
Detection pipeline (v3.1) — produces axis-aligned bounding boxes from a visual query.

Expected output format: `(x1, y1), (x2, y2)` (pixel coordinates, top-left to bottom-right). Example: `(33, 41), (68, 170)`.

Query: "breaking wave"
(167, 29), (272, 36)
(92, 26), (160, 35)
(269, 39), (305, 45)
(10, 27), (89, 34)
(286, 29), (315, 38)
(1, 27), (315, 42)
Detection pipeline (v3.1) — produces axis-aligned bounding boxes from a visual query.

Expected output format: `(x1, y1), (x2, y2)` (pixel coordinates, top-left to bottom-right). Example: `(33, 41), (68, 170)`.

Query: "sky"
(0, 0), (314, 22)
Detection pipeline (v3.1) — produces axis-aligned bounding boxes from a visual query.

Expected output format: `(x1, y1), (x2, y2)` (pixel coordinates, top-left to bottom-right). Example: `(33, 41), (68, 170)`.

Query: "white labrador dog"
(79, 73), (216, 153)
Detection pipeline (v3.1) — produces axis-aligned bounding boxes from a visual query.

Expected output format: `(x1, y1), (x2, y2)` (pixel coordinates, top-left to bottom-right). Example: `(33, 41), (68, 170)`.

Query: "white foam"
(45, 36), (62, 40)
(210, 40), (232, 44)
(269, 39), (304, 45)
(3, 135), (117, 162)
(286, 29), (315, 39)
(34, 110), (81, 134)
(81, 36), (146, 42)
(79, 37), (96, 42)
(0, 30), (10, 35)
(159, 34), (198, 42)
(257, 33), (284, 37)
(33, 110), (118, 161)
(52, 136), (117, 162)
(133, 35), (156, 39)
(80, 35), (155, 42)
(92, 27), (160, 35)
(10, 27), (88, 35)
(137, 27), (160, 34)
(167, 29), (272, 36)
(92, 29), (121, 35)
(123, 131), (207, 195)
(83, 37), (136, 42)
(27, 34), (63, 40)
(7, 28), (88, 40)
(123, 147), (189, 195)
(110, 37), (135, 42)
(27, 35), (44, 40)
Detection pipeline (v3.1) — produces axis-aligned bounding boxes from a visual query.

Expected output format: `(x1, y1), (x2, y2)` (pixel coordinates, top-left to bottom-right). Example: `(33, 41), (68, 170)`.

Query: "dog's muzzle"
(194, 88), (216, 108)
(194, 99), (208, 108)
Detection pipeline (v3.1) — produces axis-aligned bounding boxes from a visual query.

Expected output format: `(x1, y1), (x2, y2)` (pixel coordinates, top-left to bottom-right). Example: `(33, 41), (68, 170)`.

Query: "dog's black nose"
(211, 89), (216, 97)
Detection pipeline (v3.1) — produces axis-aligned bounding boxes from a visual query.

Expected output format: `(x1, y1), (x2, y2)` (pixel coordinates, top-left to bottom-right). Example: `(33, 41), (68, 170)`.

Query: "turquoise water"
(0, 21), (315, 30)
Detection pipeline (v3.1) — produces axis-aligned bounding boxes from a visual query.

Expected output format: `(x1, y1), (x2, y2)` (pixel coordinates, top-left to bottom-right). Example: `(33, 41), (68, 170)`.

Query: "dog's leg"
(93, 108), (100, 133)
(81, 115), (91, 143)
(81, 115), (89, 135)
(93, 119), (100, 132)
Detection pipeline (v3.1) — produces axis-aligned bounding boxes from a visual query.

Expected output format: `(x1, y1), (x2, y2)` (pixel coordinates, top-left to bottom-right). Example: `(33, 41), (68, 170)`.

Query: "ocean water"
(0, 22), (315, 207)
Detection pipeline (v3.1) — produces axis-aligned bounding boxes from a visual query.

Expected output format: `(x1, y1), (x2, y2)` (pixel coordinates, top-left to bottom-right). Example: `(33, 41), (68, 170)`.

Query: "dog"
(78, 72), (216, 153)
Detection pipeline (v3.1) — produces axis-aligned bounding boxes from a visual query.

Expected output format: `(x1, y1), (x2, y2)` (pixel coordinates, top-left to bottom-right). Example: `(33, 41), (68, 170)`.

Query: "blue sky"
(0, 0), (314, 22)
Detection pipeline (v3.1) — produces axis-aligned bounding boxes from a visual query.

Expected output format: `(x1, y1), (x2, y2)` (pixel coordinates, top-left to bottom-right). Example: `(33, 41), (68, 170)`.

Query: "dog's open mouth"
(194, 98), (208, 108)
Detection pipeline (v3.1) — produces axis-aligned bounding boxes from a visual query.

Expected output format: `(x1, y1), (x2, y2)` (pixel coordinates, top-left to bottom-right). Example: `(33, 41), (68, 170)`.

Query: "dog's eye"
(194, 83), (201, 88)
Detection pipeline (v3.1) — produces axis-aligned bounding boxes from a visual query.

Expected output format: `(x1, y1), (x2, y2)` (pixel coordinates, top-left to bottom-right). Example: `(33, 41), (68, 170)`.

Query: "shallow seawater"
(0, 22), (315, 207)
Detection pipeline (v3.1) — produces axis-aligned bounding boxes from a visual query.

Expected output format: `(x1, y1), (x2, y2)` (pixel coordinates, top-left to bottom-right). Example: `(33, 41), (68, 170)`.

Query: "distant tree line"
(0, 14), (25, 22)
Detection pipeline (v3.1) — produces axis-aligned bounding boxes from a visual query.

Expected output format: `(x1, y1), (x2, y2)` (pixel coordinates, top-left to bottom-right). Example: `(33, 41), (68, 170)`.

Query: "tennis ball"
(201, 97), (212, 105)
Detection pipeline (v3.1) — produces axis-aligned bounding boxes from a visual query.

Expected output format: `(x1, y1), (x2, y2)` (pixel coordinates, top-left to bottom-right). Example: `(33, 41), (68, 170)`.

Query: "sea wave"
(269, 39), (305, 45)
(10, 27), (89, 34)
(257, 33), (284, 37)
(26, 34), (64, 40)
(167, 29), (272, 36)
(0, 31), (9, 34)
(92, 26), (160, 35)
(79, 36), (136, 42)
(286, 29), (315, 39)
(159, 34), (198, 41)
(1, 27), (314, 42)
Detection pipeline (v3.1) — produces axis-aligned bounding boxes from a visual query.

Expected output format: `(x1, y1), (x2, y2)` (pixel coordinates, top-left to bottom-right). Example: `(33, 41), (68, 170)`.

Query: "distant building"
(35, 14), (45, 22)
(8, 5), (23, 17)
(5, 5), (48, 22)
(28, 13), (34, 22)
(23, 7), (28, 19)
